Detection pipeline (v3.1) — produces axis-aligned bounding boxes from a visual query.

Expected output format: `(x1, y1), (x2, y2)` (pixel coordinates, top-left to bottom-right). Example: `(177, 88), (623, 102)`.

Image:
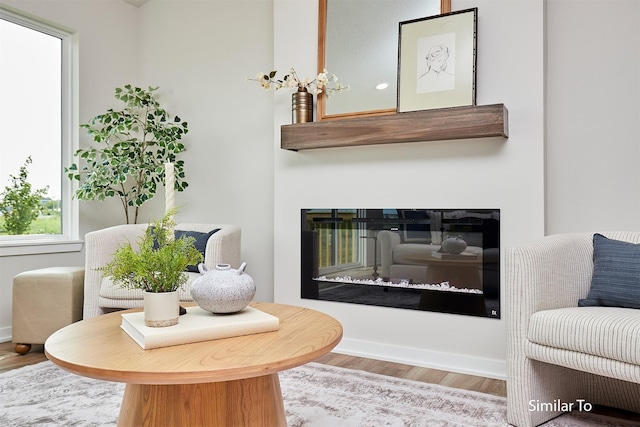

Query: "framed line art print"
(397, 8), (477, 113)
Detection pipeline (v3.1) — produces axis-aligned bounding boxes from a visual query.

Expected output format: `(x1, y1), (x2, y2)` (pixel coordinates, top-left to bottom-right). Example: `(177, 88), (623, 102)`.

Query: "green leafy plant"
(65, 85), (189, 224)
(100, 209), (203, 293)
(0, 157), (49, 235)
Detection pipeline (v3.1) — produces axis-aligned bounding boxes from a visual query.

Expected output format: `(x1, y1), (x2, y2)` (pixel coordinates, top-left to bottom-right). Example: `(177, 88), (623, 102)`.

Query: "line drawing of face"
(425, 44), (449, 74)
(416, 42), (455, 94)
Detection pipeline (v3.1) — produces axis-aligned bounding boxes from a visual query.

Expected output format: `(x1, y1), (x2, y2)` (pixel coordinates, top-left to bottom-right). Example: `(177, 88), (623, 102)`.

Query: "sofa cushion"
(151, 228), (219, 273)
(527, 306), (640, 365)
(579, 233), (640, 309)
(175, 229), (219, 272)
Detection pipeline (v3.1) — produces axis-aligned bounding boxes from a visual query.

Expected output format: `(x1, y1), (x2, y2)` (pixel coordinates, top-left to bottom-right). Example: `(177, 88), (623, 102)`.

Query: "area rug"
(0, 361), (638, 427)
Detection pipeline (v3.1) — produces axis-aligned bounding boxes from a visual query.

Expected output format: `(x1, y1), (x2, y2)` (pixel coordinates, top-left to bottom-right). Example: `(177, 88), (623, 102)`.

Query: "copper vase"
(292, 88), (313, 124)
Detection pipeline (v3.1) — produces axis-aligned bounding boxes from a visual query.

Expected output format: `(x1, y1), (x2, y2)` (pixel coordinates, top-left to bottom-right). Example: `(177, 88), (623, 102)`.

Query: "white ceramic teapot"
(440, 235), (468, 254)
(190, 262), (256, 313)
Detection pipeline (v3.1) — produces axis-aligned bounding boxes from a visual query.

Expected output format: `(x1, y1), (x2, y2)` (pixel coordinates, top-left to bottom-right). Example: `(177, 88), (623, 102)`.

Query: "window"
(303, 209), (361, 275)
(0, 6), (79, 255)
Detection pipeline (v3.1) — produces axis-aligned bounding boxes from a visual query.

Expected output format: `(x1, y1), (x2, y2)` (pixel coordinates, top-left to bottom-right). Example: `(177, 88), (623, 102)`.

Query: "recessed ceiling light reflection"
(376, 82), (389, 90)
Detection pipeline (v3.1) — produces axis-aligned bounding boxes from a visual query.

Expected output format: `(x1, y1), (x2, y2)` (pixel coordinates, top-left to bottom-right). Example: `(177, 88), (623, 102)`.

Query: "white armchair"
(83, 223), (241, 319)
(506, 232), (640, 426)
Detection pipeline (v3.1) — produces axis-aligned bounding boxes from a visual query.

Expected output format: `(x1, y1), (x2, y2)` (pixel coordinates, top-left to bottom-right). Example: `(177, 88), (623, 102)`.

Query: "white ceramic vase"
(143, 291), (179, 327)
(441, 235), (468, 254)
(190, 262), (256, 314)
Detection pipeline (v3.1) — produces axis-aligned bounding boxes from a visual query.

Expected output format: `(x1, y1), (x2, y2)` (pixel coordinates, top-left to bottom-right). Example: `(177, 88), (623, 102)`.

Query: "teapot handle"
(197, 263), (208, 274)
(237, 262), (247, 274)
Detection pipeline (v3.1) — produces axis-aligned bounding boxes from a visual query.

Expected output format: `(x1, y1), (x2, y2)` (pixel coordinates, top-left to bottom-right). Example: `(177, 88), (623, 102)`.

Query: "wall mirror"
(317, 0), (451, 121)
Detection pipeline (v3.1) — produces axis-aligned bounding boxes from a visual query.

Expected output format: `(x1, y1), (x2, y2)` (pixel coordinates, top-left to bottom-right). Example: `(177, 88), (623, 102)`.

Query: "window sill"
(0, 239), (84, 257)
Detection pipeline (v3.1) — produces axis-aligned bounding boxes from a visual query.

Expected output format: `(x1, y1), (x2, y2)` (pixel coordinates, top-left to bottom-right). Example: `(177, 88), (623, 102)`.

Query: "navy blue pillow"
(578, 233), (640, 309)
(174, 229), (220, 273)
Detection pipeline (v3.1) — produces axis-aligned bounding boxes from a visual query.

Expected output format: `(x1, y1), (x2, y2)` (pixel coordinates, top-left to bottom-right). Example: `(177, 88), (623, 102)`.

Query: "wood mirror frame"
(317, 0), (451, 121)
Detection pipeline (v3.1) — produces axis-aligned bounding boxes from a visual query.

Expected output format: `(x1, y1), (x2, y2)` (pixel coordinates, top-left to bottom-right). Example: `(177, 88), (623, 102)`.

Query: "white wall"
(546, 0), (640, 234)
(273, 0), (545, 379)
(135, 0), (275, 302)
(0, 0), (274, 341)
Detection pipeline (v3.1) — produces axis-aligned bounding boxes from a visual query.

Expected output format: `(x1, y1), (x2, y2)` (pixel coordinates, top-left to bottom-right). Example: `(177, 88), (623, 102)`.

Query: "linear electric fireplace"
(301, 209), (500, 318)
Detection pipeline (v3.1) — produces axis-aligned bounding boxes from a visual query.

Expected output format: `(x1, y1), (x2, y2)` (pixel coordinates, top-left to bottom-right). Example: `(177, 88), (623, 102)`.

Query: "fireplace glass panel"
(301, 209), (500, 318)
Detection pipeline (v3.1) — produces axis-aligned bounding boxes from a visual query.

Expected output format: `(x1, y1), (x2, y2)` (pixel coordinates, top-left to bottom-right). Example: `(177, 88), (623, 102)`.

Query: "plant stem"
(116, 180), (130, 224)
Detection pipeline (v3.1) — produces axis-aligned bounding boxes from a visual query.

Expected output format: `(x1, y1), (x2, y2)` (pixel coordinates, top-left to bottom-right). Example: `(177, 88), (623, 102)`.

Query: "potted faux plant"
(100, 209), (203, 327)
(65, 85), (190, 224)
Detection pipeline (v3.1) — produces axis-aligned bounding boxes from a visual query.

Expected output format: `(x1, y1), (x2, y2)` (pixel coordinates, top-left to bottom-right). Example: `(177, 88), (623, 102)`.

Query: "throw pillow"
(174, 229), (220, 273)
(578, 233), (640, 309)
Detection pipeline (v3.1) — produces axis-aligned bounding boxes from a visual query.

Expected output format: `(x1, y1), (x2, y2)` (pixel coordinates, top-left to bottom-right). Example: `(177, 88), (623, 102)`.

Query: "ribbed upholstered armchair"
(83, 223), (241, 319)
(506, 232), (640, 426)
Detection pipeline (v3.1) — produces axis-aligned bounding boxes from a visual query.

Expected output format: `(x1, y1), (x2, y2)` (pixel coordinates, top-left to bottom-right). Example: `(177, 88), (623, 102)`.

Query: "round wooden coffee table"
(44, 302), (342, 427)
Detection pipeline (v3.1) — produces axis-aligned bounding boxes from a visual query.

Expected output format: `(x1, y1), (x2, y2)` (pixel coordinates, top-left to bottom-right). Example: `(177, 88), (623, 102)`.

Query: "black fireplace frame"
(301, 209), (500, 318)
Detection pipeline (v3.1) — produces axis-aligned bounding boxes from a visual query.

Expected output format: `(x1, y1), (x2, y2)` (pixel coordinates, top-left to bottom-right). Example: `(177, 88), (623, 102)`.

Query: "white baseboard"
(333, 337), (506, 380)
(0, 326), (12, 343)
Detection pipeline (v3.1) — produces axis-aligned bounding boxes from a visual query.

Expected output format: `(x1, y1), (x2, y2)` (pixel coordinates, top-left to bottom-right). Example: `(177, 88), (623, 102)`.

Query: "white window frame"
(0, 5), (81, 256)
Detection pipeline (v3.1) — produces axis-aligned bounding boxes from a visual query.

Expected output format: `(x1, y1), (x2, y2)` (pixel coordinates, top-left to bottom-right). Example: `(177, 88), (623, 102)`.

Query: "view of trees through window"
(0, 16), (63, 236)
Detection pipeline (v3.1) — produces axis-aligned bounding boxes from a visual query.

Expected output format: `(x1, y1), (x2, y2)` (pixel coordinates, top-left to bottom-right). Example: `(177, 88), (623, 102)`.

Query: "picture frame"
(397, 8), (477, 113)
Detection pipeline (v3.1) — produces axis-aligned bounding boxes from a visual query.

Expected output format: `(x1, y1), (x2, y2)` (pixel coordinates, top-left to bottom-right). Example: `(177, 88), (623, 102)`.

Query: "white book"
(431, 250), (478, 260)
(121, 305), (280, 350)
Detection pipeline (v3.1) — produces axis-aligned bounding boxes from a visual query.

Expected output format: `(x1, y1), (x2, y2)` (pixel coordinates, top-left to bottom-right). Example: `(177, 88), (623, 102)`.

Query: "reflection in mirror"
(301, 209), (501, 318)
(318, 0), (450, 120)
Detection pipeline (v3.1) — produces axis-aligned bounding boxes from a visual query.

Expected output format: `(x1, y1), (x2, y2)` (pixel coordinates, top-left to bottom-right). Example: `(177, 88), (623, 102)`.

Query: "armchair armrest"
(178, 223), (241, 269)
(506, 232), (596, 353)
(378, 230), (401, 279)
(83, 224), (147, 319)
(506, 233), (594, 319)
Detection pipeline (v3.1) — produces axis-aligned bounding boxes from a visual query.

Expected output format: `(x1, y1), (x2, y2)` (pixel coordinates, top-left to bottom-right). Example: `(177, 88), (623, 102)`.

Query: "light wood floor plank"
(0, 343), (46, 374)
(313, 351), (506, 397)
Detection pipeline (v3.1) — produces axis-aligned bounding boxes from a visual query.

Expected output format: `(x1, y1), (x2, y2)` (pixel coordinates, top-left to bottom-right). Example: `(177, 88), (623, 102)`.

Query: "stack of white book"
(121, 305), (280, 350)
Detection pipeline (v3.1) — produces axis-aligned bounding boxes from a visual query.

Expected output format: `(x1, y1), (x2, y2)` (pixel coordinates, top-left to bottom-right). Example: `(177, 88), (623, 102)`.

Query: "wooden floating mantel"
(281, 103), (509, 151)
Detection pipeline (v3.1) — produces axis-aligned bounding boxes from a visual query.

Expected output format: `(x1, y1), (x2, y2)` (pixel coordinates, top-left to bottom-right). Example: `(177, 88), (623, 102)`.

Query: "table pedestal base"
(117, 373), (286, 427)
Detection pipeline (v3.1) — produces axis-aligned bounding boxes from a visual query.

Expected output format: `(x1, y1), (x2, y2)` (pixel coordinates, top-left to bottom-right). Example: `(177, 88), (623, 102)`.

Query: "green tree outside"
(0, 157), (50, 235)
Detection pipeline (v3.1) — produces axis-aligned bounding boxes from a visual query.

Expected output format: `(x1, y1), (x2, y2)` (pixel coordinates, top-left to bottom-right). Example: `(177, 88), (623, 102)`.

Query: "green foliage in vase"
(0, 157), (49, 235)
(100, 209), (203, 293)
(65, 85), (189, 224)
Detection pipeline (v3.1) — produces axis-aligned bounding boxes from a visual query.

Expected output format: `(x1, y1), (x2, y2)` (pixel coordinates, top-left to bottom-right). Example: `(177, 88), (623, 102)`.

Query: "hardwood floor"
(315, 351), (507, 398)
(0, 341), (506, 396)
(2, 341), (639, 422)
(0, 342), (47, 374)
